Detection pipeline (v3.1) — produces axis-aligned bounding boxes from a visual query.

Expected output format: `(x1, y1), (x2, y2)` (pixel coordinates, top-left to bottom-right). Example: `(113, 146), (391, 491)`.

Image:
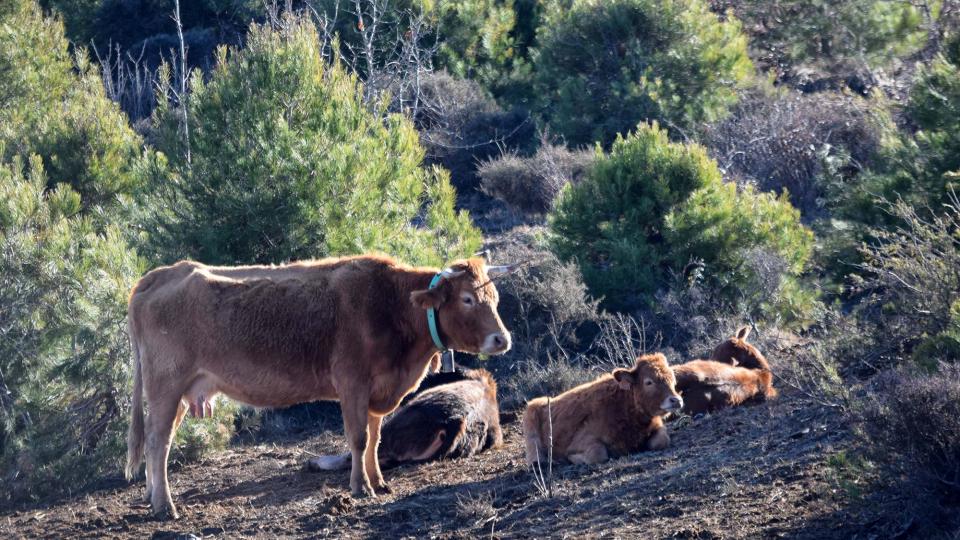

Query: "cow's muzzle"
(480, 331), (511, 355)
(660, 395), (683, 413)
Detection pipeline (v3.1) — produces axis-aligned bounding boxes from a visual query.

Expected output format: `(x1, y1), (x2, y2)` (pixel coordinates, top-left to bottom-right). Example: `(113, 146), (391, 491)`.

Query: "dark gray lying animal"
(308, 369), (502, 470)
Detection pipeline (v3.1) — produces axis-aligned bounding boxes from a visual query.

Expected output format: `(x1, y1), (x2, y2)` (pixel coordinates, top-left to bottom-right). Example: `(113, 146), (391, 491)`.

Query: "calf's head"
(410, 257), (512, 355)
(612, 353), (683, 415)
(710, 326), (770, 371)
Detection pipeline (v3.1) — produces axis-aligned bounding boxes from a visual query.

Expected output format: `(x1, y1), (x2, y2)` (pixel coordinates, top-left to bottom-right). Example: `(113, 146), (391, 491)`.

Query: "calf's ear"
(612, 368), (636, 390)
(411, 287), (446, 309)
(736, 326), (751, 340)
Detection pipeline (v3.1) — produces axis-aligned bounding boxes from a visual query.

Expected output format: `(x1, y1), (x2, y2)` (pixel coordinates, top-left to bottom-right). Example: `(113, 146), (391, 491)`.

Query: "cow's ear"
(612, 368), (635, 391)
(736, 326), (751, 341)
(410, 287), (445, 309)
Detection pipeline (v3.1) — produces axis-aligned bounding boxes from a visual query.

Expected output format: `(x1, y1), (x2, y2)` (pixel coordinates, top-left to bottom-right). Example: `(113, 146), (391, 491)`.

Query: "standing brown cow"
(672, 326), (777, 415)
(125, 255), (512, 518)
(308, 368), (502, 470)
(522, 353), (683, 466)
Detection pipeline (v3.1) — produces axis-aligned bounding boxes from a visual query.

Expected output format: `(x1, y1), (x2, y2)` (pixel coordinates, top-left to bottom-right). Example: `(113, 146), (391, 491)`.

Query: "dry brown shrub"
(479, 143), (595, 215)
(705, 87), (886, 218)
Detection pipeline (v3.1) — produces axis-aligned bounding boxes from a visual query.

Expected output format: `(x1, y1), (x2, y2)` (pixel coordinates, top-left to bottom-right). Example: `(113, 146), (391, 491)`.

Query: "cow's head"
(710, 326), (770, 371)
(410, 257), (512, 355)
(612, 353), (683, 415)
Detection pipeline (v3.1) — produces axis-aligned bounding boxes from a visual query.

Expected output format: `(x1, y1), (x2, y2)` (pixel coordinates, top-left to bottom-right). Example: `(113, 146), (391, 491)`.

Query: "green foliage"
(730, 0), (923, 71)
(848, 41), (960, 226)
(171, 398), (238, 465)
(532, 0), (752, 147)
(0, 155), (143, 503)
(849, 198), (960, 371)
(0, 0), (146, 214)
(147, 15), (480, 265)
(550, 123), (814, 320)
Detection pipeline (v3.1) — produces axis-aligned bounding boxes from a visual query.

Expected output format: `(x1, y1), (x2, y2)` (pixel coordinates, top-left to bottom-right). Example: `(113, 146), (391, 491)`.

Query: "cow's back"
(127, 257), (400, 407)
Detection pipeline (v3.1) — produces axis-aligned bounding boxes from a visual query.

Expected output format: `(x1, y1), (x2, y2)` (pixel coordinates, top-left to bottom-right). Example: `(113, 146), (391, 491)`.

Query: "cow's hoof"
(151, 503), (180, 520)
(374, 482), (393, 495)
(351, 485), (376, 499)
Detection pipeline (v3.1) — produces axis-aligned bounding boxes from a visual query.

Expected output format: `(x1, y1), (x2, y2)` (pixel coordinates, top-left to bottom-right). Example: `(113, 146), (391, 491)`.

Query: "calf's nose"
(670, 395), (684, 410)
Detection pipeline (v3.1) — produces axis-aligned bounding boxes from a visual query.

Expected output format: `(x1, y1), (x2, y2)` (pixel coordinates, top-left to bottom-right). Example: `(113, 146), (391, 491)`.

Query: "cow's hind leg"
(145, 395), (183, 519)
(567, 433), (609, 465)
(365, 414), (390, 493)
(568, 443), (609, 465)
(144, 400), (187, 504)
(340, 391), (374, 497)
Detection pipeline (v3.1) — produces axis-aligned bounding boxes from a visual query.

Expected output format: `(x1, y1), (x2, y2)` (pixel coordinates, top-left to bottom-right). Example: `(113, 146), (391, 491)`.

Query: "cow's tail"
(522, 399), (547, 466)
(307, 452), (352, 471)
(125, 326), (145, 481)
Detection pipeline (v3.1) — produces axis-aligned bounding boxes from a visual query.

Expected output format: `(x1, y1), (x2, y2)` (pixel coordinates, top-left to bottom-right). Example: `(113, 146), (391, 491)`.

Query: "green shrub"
(0, 155), (143, 504)
(170, 398), (238, 465)
(722, 0), (923, 81)
(532, 0), (752, 147)
(0, 0), (146, 213)
(848, 198), (960, 371)
(550, 123), (814, 320)
(147, 15), (481, 266)
(842, 43), (960, 228)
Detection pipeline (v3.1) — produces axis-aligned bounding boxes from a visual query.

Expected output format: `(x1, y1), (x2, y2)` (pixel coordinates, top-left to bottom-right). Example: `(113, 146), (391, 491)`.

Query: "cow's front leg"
(646, 425), (670, 451)
(340, 391), (374, 498)
(365, 413), (390, 493)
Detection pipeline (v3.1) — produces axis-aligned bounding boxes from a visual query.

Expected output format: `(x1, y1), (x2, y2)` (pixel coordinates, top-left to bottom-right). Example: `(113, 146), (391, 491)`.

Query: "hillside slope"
(1, 393), (882, 539)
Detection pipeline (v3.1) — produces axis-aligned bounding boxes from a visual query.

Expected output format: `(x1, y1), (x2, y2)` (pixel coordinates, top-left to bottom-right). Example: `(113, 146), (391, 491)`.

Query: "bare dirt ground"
(0, 391), (888, 540)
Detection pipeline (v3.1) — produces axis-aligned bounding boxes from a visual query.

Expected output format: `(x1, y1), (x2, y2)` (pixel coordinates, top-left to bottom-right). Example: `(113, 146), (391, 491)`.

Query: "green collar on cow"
(427, 272), (446, 351)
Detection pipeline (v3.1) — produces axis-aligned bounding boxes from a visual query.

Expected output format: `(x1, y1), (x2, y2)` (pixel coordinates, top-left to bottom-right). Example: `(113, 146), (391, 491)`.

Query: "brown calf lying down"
(308, 369), (502, 470)
(523, 353), (683, 466)
(673, 326), (777, 415)
(126, 255), (513, 518)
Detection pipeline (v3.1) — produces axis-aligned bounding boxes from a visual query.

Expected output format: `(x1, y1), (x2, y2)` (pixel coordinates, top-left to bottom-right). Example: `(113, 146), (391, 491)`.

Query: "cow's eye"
(462, 294), (475, 306)
(644, 379), (653, 386)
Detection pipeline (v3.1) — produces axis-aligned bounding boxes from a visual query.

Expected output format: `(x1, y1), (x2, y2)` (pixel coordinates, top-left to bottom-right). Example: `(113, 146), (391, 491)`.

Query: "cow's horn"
(440, 268), (466, 279)
(486, 264), (517, 277)
(473, 250), (491, 261)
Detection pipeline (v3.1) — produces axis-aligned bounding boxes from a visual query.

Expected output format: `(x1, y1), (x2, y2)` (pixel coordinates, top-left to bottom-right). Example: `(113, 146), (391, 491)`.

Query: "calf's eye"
(644, 379), (653, 386)
(462, 295), (475, 306)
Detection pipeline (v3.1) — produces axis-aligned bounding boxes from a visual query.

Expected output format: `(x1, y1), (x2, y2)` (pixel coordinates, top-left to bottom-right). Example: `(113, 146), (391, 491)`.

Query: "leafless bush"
(857, 364), (960, 497)
(705, 87), (885, 218)
(93, 43), (160, 122)
(775, 311), (854, 410)
(849, 195), (960, 371)
(306, 2), (535, 193)
(410, 72), (535, 192)
(479, 142), (595, 215)
(651, 256), (778, 355)
(489, 238), (604, 408)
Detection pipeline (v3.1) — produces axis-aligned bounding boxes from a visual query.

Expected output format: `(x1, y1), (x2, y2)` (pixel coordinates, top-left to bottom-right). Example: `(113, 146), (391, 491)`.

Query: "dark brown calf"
(309, 369), (502, 470)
